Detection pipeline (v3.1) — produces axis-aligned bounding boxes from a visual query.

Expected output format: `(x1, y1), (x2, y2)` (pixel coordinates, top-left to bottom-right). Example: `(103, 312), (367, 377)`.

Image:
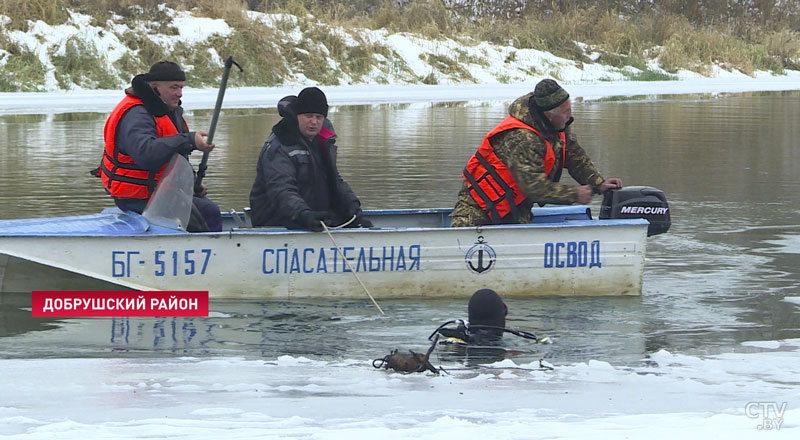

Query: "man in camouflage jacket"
(450, 79), (622, 227)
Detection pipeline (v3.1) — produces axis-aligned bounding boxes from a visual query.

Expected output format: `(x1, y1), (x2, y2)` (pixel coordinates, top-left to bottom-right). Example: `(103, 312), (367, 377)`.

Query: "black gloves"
(297, 210), (331, 232)
(297, 210), (372, 231)
(356, 215), (373, 228)
(343, 211), (373, 228)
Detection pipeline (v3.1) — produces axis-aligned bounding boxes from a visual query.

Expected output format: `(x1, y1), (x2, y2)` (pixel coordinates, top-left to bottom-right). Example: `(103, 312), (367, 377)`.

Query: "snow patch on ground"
(3, 7), (795, 92)
(2, 75), (800, 116)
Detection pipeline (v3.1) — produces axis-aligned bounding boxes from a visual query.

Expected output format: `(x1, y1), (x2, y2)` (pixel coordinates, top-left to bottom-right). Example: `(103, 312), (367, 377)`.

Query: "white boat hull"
(0, 208), (648, 298)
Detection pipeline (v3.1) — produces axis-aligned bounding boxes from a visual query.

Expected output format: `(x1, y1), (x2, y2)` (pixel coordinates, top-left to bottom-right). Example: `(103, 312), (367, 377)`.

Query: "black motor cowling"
(599, 186), (671, 236)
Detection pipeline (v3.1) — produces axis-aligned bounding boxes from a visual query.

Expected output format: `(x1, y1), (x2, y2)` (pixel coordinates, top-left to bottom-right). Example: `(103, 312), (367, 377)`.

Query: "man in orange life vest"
(450, 79), (622, 227)
(99, 61), (222, 232)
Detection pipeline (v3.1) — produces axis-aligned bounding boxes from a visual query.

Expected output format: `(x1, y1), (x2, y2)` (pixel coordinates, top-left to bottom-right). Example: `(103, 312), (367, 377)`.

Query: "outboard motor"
(599, 186), (670, 236)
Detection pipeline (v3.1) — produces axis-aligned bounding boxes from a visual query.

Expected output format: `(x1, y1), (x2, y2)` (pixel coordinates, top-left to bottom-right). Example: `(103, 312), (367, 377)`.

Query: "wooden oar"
(321, 221), (385, 315)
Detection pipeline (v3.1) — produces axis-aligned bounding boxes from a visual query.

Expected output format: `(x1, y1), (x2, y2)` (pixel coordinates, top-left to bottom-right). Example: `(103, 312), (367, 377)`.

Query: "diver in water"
(432, 288), (508, 345)
(373, 289), (550, 372)
(429, 288), (544, 346)
(429, 289), (545, 366)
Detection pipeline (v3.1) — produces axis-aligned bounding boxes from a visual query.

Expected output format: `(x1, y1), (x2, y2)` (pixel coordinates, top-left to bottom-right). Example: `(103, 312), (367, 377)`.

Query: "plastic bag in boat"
(143, 155), (193, 230)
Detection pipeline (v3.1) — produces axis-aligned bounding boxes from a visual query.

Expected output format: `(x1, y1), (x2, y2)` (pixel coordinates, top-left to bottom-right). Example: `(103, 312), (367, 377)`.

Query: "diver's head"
(468, 289), (507, 329)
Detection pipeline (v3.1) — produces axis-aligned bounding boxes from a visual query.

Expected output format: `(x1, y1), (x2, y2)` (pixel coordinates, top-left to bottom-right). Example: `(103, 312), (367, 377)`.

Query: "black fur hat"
(145, 61), (186, 82)
(293, 87), (328, 117)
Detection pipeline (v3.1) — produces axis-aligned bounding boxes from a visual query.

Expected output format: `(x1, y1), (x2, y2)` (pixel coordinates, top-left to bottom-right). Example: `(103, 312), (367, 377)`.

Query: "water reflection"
(0, 293), (60, 338)
(52, 112), (107, 122)
(1, 297), (647, 365)
(0, 114), (47, 124)
(0, 288), (796, 364)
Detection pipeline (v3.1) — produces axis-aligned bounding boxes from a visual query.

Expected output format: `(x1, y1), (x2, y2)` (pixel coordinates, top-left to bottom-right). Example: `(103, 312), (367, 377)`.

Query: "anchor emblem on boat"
(465, 236), (496, 274)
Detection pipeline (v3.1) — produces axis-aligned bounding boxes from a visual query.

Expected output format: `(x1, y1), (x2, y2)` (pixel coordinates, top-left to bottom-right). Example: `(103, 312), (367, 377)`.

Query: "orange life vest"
(100, 95), (181, 199)
(462, 115), (566, 223)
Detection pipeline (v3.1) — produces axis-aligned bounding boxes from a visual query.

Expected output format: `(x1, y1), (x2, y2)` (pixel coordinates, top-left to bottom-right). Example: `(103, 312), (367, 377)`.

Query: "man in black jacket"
(249, 87), (371, 231)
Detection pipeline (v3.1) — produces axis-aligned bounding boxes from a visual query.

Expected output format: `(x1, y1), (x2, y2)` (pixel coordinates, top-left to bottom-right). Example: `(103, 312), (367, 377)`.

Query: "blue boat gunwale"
(0, 206), (649, 237)
(221, 218), (650, 236)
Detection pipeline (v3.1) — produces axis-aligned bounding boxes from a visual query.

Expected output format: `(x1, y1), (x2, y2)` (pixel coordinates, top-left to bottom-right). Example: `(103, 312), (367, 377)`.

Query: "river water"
(1, 91), (799, 368)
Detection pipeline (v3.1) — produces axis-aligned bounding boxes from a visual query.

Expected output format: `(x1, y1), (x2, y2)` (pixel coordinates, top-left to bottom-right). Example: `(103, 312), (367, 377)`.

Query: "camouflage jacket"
(451, 91), (606, 227)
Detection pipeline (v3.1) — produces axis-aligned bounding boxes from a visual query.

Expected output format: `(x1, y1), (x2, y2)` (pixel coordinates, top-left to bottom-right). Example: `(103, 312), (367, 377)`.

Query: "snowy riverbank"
(1, 72), (800, 116)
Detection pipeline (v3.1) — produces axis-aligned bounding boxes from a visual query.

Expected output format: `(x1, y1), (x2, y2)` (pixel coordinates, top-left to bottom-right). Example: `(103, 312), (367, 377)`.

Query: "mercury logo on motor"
(619, 206), (669, 215)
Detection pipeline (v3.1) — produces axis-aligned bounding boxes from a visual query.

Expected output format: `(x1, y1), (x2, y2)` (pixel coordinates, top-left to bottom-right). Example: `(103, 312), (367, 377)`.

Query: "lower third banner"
(31, 291), (209, 317)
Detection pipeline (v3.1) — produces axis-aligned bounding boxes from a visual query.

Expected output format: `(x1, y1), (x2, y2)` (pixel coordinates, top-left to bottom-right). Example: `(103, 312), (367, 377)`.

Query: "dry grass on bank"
(0, 0), (71, 31)
(272, 1), (800, 77)
(1, 0), (799, 91)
